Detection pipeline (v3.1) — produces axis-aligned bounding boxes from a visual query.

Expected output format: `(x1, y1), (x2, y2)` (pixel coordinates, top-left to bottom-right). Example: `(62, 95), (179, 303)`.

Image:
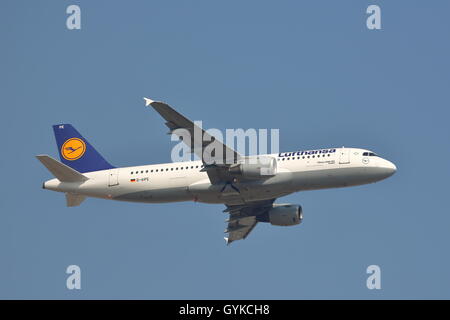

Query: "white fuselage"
(43, 147), (397, 205)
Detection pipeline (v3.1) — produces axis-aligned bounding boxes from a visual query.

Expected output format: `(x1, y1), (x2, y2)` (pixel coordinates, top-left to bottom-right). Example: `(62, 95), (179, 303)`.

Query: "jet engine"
(257, 204), (303, 226)
(228, 156), (277, 178)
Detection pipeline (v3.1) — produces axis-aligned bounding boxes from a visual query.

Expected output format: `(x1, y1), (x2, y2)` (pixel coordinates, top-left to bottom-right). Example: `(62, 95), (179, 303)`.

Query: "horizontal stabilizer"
(65, 193), (86, 207)
(36, 155), (88, 182)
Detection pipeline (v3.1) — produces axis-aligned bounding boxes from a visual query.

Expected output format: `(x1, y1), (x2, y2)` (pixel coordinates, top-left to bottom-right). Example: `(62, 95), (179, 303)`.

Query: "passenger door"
(339, 148), (350, 164)
(108, 168), (119, 186)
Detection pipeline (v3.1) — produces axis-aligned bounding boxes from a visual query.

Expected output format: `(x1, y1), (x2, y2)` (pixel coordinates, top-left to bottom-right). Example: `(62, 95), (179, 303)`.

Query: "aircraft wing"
(145, 98), (241, 184)
(224, 199), (275, 245)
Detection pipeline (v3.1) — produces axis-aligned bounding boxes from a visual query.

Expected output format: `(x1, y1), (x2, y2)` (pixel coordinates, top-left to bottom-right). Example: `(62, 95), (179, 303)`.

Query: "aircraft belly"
(114, 186), (191, 203)
(187, 171), (294, 204)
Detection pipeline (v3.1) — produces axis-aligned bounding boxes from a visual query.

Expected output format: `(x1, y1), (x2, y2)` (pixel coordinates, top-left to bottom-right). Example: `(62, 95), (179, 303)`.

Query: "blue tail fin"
(52, 124), (115, 173)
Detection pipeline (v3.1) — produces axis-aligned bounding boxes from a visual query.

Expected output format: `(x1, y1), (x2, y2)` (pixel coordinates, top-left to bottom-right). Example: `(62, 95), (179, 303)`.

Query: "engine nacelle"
(228, 156), (277, 178)
(258, 204), (303, 226)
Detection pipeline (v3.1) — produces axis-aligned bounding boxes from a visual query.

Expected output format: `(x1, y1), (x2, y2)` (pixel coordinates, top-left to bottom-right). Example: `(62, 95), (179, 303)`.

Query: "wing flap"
(225, 216), (258, 245)
(224, 199), (276, 245)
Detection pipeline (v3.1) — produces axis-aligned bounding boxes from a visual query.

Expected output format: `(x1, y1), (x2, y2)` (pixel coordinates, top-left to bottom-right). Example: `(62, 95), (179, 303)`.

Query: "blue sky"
(1, 0), (450, 299)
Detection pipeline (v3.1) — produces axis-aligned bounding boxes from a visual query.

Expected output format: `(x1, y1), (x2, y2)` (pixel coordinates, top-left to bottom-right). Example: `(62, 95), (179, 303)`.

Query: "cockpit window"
(363, 152), (378, 157)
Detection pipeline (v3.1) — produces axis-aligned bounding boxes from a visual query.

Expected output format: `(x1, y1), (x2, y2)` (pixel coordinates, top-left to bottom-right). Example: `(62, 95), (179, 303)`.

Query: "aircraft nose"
(383, 160), (397, 177)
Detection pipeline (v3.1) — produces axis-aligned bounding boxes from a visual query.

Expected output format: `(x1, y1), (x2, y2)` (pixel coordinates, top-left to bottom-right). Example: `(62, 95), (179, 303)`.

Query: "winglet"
(224, 237), (232, 246)
(143, 97), (154, 106)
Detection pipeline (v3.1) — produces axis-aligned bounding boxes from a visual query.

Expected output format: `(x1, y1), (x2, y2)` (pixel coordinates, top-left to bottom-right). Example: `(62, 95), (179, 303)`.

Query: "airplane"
(36, 98), (397, 245)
